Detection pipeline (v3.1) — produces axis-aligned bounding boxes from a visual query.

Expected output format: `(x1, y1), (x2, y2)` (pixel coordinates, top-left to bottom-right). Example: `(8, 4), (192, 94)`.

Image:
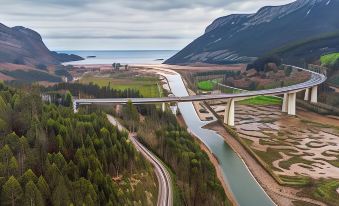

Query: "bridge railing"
(305, 64), (328, 76)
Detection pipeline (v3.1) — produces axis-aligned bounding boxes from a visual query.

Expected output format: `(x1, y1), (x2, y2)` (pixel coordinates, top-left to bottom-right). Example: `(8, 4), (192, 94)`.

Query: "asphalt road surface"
(107, 115), (173, 206)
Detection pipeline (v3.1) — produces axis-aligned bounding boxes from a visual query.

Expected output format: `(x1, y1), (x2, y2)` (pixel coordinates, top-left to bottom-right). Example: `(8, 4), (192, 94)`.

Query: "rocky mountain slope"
(0, 23), (82, 65)
(165, 0), (339, 65)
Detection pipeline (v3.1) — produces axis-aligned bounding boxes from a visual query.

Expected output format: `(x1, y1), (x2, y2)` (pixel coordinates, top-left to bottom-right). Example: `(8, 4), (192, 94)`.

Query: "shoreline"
(149, 66), (239, 205)
(176, 114), (239, 206)
(203, 119), (327, 206)
(148, 64), (324, 206)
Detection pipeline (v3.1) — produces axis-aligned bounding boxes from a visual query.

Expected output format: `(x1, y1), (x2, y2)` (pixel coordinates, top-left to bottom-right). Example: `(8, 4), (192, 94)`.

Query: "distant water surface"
(59, 50), (178, 65)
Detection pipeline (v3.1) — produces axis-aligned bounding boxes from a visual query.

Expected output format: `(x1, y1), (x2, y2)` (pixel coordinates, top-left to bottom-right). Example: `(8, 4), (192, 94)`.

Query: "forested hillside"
(0, 83), (157, 206)
(119, 103), (231, 206)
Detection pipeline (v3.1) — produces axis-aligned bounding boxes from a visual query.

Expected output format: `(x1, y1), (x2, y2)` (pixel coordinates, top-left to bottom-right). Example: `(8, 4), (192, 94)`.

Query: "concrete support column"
(224, 98), (235, 126)
(287, 93), (296, 115)
(282, 93), (288, 113)
(73, 101), (78, 113)
(282, 93), (297, 115)
(311, 86), (318, 103)
(162, 102), (166, 112)
(304, 88), (310, 101)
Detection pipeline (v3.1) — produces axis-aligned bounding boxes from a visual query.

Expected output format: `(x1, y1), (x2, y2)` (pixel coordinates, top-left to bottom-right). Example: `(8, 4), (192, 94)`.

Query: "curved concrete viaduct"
(74, 66), (326, 126)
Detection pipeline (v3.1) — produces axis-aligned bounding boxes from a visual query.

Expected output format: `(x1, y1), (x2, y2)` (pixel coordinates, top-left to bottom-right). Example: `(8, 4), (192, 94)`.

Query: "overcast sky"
(1, 0), (295, 50)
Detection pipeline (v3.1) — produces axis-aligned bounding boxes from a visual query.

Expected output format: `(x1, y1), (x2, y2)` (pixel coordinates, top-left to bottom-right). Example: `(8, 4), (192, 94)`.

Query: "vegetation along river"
(163, 72), (275, 206)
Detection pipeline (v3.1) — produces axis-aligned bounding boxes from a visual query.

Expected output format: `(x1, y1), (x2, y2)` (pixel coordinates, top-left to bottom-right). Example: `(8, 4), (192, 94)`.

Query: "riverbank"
(143, 65), (275, 206)
(203, 121), (327, 206)
(71, 63), (278, 205)
(176, 114), (238, 206)
(146, 65), (237, 205)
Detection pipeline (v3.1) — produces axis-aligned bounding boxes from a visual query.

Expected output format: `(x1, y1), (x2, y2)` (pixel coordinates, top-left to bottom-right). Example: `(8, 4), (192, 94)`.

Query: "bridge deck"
(75, 70), (326, 105)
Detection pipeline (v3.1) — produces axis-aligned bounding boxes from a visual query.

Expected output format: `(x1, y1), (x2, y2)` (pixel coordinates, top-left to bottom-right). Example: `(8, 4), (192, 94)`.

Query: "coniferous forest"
(0, 81), (229, 206)
(119, 103), (231, 206)
(0, 83), (157, 206)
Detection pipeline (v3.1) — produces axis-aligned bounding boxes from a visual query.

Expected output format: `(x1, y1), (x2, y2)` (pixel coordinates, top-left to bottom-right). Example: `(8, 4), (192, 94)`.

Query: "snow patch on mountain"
(307, 9), (311, 15)
(205, 0), (328, 34)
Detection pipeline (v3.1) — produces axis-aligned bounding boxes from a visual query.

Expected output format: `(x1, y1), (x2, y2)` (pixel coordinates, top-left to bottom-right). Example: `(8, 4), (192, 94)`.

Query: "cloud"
(0, 0), (295, 50)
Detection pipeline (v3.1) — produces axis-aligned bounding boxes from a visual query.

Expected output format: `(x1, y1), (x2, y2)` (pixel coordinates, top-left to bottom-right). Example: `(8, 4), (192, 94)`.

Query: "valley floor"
(204, 103), (339, 206)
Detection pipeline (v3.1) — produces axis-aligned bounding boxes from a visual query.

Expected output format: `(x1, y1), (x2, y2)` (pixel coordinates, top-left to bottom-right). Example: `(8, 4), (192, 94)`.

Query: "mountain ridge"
(165, 0), (339, 65)
(0, 23), (83, 66)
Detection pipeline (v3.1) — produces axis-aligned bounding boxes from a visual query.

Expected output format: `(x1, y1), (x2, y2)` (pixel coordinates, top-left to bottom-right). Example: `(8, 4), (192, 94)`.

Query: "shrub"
(36, 64), (47, 70)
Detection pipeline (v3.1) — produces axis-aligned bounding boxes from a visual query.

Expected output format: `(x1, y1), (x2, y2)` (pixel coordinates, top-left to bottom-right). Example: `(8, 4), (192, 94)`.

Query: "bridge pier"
(73, 101), (78, 113)
(304, 88), (310, 101)
(162, 102), (166, 112)
(287, 93), (296, 115)
(282, 93), (296, 115)
(310, 86), (318, 103)
(282, 93), (288, 113)
(224, 98), (235, 126)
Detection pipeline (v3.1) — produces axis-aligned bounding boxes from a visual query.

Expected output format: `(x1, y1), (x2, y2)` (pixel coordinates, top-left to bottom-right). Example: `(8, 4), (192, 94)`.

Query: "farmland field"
(80, 75), (162, 97)
(197, 80), (217, 91)
(321, 53), (339, 66)
(239, 96), (282, 105)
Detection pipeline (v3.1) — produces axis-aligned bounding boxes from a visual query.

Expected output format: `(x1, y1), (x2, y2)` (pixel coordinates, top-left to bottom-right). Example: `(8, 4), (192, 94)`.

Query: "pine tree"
(63, 91), (73, 107)
(2, 176), (23, 206)
(19, 169), (38, 186)
(71, 178), (97, 205)
(23, 181), (44, 206)
(0, 145), (13, 176)
(9, 157), (19, 176)
(51, 178), (70, 206)
(18, 136), (29, 175)
(37, 176), (50, 201)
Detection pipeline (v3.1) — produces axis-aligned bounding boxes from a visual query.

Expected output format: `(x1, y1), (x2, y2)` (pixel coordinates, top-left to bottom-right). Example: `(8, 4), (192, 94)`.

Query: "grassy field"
(321, 53), (339, 66)
(80, 76), (161, 98)
(197, 80), (217, 91)
(239, 96), (282, 105)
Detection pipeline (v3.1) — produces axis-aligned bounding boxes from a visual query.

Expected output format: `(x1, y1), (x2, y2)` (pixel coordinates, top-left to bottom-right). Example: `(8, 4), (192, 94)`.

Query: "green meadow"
(321, 53), (339, 66)
(80, 76), (162, 97)
(239, 96), (282, 105)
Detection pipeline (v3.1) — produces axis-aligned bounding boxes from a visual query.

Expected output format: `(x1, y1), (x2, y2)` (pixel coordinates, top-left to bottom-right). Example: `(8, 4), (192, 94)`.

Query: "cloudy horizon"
(1, 0), (295, 50)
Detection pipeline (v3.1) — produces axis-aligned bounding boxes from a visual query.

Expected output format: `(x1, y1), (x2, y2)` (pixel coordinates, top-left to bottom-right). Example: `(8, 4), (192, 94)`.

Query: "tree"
(19, 169), (38, 186)
(23, 181), (44, 206)
(2, 176), (23, 206)
(248, 81), (258, 90)
(46, 163), (61, 189)
(0, 145), (13, 177)
(51, 178), (70, 206)
(18, 136), (29, 175)
(63, 91), (72, 107)
(4, 133), (20, 154)
(123, 100), (139, 132)
(71, 178), (97, 206)
(247, 55), (282, 72)
(9, 157), (19, 176)
(37, 176), (50, 201)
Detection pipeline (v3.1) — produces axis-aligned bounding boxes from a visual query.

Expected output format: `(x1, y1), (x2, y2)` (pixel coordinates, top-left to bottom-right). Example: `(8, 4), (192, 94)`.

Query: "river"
(163, 72), (275, 206)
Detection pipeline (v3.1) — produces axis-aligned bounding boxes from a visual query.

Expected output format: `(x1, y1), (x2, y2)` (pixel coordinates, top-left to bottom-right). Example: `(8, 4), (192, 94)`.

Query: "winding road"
(107, 115), (172, 206)
(83, 65), (326, 206)
(130, 135), (173, 206)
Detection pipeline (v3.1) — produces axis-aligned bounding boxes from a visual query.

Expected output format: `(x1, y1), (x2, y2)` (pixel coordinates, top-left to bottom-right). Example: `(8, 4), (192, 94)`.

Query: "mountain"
(165, 0), (339, 65)
(0, 23), (83, 65)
